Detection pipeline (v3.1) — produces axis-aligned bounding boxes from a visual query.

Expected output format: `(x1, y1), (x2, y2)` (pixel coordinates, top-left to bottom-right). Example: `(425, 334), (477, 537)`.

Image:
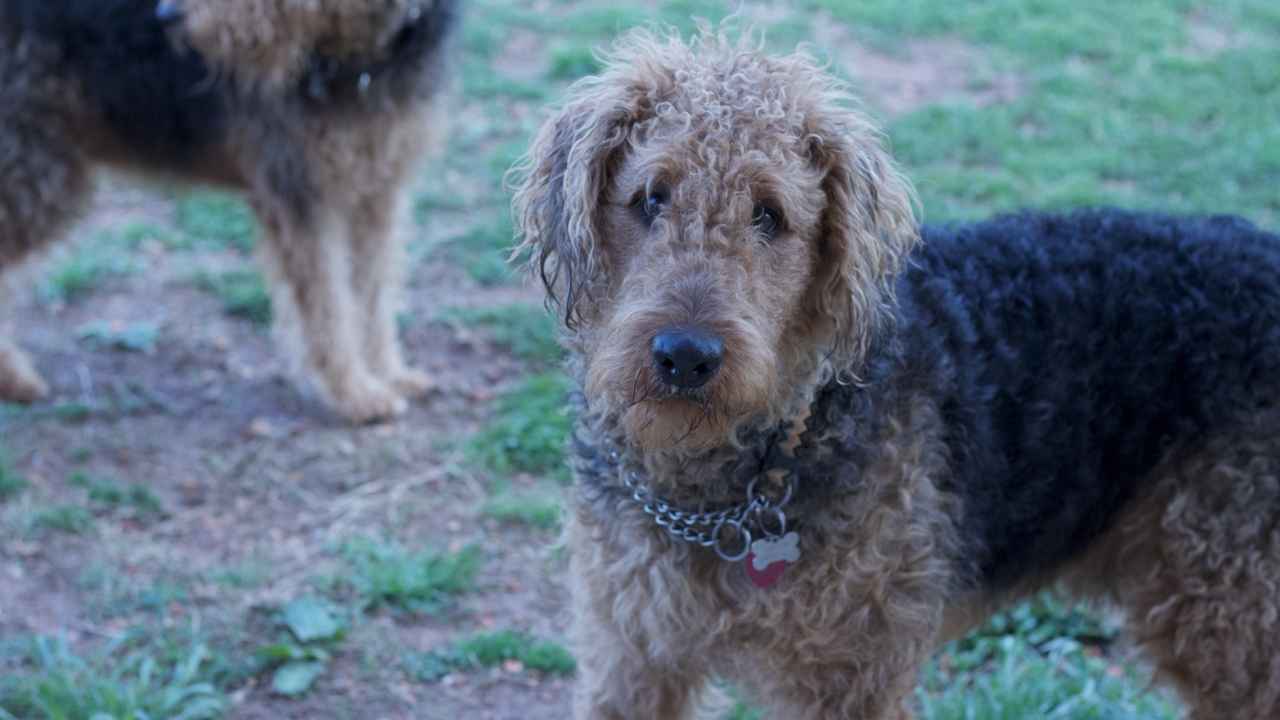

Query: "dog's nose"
(651, 327), (724, 389)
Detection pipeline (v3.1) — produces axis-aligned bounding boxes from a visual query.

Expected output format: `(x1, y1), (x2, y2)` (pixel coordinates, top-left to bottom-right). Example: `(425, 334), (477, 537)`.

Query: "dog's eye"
(635, 186), (669, 225)
(752, 203), (782, 239)
(643, 188), (668, 220)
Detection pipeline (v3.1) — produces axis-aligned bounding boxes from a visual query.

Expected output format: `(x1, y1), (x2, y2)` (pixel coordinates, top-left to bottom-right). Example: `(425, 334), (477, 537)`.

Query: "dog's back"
(0, 0), (458, 168)
(897, 208), (1280, 588)
(2, 0), (228, 163)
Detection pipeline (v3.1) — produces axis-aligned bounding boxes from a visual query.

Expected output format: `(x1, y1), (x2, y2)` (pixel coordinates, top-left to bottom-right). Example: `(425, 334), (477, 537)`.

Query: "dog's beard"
(619, 370), (730, 450)
(585, 324), (779, 452)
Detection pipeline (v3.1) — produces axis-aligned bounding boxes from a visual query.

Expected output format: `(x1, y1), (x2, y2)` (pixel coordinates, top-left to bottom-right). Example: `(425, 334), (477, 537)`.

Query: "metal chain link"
(613, 449), (792, 562)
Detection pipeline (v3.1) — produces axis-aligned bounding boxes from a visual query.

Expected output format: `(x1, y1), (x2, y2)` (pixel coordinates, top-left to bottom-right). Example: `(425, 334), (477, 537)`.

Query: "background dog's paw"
(0, 350), (50, 404)
(388, 367), (435, 399)
(333, 378), (409, 424)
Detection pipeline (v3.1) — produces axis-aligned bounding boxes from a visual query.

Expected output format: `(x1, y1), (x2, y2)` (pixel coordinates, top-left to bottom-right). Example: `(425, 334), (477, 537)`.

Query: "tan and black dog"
(515, 27), (1280, 719)
(0, 0), (458, 422)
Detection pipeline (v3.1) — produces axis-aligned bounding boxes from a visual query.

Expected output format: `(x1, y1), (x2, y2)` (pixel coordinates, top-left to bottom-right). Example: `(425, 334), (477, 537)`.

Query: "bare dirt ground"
(1, 174), (575, 718)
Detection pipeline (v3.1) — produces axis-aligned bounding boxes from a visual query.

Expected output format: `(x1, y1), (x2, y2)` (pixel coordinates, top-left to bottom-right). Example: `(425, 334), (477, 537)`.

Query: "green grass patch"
(39, 234), (136, 304)
(114, 221), (181, 252)
(194, 270), (272, 326)
(405, 630), (575, 682)
(441, 303), (561, 365)
(339, 538), (482, 615)
(76, 321), (161, 354)
(911, 594), (1175, 718)
(918, 636), (1177, 719)
(207, 560), (272, 590)
(78, 566), (192, 622)
(176, 192), (257, 252)
(450, 217), (518, 286)
(482, 486), (562, 530)
(547, 44), (602, 81)
(0, 450), (27, 502)
(798, 0), (1280, 225)
(465, 373), (572, 479)
(69, 472), (165, 520)
(30, 505), (94, 535)
(0, 634), (225, 720)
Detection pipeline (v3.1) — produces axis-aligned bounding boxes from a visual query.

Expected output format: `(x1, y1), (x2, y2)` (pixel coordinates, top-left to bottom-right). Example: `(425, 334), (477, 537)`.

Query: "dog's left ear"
(804, 110), (919, 372)
(511, 79), (652, 330)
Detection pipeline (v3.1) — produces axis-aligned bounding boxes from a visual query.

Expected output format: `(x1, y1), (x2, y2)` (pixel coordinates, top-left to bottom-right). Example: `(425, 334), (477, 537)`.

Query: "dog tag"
(744, 532), (800, 589)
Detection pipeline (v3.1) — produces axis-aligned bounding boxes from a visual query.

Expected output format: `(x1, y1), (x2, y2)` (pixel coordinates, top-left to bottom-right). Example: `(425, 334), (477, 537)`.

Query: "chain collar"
(574, 377), (873, 580)
(611, 446), (796, 561)
(596, 434), (800, 563)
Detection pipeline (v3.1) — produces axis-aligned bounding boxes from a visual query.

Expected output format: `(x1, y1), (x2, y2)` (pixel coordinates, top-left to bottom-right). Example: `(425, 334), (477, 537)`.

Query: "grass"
(78, 565), (193, 622)
(339, 538), (482, 615)
(194, 270), (272, 326)
(440, 303), (562, 365)
(175, 192), (257, 252)
(483, 486), (562, 530)
(39, 232), (137, 304)
(0, 634), (225, 720)
(0, 450), (27, 502)
(30, 505), (95, 536)
(807, 0), (1280, 225)
(465, 373), (573, 479)
(917, 637), (1178, 719)
(69, 472), (165, 521)
(76, 321), (162, 354)
(450, 216), (519, 287)
(405, 630), (576, 681)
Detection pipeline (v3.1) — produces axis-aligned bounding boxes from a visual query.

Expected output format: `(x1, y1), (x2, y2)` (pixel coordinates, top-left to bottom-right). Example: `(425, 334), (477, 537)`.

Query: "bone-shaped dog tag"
(744, 531), (800, 589)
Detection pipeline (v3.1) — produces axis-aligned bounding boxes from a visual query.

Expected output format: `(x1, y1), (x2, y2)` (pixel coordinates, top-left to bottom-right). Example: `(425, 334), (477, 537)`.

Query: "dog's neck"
(572, 376), (870, 514)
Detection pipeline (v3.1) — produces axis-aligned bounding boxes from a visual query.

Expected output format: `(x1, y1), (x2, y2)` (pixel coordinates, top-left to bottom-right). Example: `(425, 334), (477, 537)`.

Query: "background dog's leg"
(348, 190), (432, 399)
(0, 103), (91, 403)
(255, 201), (406, 422)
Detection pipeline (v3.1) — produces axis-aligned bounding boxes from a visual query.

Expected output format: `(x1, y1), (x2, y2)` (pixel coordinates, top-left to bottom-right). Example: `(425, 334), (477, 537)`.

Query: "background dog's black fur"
(3, 0), (227, 160)
(2, 0), (459, 162)
(825, 208), (1280, 589)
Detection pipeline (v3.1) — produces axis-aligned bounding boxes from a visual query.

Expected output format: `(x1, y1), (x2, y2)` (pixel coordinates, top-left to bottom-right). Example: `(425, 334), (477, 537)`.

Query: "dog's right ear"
(511, 81), (648, 330)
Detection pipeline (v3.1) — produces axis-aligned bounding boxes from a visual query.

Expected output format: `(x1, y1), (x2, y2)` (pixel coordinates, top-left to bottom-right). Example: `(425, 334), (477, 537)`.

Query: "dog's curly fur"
(514, 28), (1280, 719)
(0, 0), (457, 422)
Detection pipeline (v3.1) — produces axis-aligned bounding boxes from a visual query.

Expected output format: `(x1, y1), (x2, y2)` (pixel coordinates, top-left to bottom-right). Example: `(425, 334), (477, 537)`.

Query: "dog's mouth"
(613, 366), (738, 449)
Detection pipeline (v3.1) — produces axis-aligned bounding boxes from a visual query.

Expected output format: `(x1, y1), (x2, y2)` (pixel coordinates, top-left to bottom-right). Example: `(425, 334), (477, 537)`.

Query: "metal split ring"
(753, 506), (788, 538)
(711, 517), (752, 562)
(746, 477), (794, 509)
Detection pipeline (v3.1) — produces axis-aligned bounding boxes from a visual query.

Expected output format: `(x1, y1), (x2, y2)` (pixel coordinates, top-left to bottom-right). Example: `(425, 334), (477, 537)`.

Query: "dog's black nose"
(155, 0), (182, 23)
(651, 328), (723, 389)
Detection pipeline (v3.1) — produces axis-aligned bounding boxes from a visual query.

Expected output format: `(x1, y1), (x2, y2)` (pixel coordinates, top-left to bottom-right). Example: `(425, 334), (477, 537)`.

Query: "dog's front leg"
(567, 520), (707, 719)
(752, 664), (918, 720)
(570, 610), (706, 720)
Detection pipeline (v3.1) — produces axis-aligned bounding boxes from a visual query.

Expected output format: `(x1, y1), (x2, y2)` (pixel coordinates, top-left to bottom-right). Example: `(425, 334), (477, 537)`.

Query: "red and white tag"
(744, 532), (800, 589)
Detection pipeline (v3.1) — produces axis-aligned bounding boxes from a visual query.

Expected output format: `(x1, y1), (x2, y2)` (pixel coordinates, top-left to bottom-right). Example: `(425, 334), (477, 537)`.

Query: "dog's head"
(513, 29), (917, 452)
(158, 0), (441, 90)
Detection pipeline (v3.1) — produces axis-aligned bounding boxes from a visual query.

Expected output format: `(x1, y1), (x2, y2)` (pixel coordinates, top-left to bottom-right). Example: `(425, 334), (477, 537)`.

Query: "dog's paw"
(0, 350), (49, 403)
(388, 367), (435, 399)
(332, 378), (409, 424)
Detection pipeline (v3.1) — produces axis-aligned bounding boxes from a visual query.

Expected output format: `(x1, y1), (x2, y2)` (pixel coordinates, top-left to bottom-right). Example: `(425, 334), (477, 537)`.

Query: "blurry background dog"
(0, 0), (458, 422)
